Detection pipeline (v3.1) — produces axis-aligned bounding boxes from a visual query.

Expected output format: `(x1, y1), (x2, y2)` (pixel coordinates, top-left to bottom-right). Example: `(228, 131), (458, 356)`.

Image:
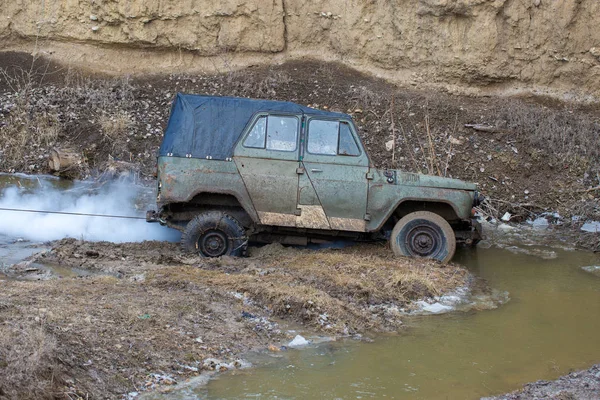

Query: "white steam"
(0, 177), (180, 243)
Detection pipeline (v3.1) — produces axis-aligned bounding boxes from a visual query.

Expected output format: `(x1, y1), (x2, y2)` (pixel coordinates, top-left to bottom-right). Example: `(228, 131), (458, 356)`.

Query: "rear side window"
(243, 115), (298, 152)
(307, 120), (360, 156)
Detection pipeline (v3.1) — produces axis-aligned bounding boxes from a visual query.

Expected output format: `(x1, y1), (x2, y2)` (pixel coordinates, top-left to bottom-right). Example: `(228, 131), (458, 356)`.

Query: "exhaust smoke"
(0, 177), (180, 243)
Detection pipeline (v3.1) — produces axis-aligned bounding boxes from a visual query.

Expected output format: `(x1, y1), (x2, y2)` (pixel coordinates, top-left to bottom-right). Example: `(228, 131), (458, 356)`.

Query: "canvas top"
(159, 93), (348, 160)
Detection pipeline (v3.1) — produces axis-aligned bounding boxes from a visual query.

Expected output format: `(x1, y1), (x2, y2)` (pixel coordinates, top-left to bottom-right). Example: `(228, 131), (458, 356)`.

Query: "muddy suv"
(147, 94), (482, 262)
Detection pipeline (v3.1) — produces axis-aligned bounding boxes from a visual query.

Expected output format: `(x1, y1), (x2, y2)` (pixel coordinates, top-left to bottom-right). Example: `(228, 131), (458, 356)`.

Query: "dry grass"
(153, 243), (468, 333)
(0, 321), (62, 399)
(0, 69), (62, 169)
(0, 239), (470, 398)
(495, 101), (600, 162)
(99, 110), (133, 141)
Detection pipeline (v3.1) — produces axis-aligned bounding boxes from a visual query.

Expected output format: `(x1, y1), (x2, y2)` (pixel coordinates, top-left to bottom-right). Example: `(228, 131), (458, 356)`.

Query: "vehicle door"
(233, 113), (301, 227)
(301, 117), (370, 232)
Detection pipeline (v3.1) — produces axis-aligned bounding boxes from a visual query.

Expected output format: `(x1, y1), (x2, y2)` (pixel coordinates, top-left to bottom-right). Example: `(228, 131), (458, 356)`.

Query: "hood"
(379, 169), (477, 191)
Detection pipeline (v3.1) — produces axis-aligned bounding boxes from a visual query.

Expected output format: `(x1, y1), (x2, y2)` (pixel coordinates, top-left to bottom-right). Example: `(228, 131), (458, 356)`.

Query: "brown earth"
(0, 51), (598, 246)
(1, 0), (600, 101)
(0, 240), (470, 399)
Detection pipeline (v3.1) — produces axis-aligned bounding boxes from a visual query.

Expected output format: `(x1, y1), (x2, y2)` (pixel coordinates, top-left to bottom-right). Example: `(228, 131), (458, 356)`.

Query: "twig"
(444, 113), (458, 177)
(577, 186), (600, 193)
(398, 119), (419, 173)
(390, 95), (396, 166)
(464, 123), (497, 133)
(425, 113), (441, 176)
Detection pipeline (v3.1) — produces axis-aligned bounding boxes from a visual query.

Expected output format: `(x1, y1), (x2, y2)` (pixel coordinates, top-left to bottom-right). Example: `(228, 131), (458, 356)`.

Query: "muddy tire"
(181, 211), (248, 257)
(390, 211), (456, 263)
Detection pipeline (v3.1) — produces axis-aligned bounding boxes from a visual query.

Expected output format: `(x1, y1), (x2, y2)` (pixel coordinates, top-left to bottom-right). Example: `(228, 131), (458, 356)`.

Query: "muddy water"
(180, 246), (600, 399)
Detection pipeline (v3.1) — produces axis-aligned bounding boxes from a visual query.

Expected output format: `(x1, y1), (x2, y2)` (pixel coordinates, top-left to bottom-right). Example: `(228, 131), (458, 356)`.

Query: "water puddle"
(159, 245), (600, 399)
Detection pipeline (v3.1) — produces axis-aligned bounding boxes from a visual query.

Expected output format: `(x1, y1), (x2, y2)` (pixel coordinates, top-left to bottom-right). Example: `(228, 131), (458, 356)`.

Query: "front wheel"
(390, 211), (456, 263)
(181, 211), (248, 257)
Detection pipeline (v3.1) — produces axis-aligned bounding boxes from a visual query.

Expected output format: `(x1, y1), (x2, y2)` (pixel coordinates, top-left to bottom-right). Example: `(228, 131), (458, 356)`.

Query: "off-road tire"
(390, 211), (456, 263)
(181, 211), (248, 257)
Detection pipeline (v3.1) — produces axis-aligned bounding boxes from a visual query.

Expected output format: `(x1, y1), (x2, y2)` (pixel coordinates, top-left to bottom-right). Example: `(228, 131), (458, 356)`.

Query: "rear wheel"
(181, 211), (248, 257)
(390, 211), (456, 263)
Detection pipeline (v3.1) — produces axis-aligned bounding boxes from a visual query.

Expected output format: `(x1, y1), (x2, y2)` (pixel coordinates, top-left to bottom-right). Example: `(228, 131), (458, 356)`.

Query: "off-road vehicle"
(147, 94), (483, 262)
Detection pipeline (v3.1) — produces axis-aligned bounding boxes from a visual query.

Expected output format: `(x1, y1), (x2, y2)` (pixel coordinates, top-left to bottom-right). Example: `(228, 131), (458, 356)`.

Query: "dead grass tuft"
(495, 100), (600, 162)
(99, 110), (133, 141)
(0, 322), (63, 399)
(154, 243), (468, 333)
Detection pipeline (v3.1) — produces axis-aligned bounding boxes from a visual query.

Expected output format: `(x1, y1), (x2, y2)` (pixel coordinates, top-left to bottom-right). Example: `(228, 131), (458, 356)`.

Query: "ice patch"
(581, 265), (600, 277)
(581, 221), (600, 233)
(288, 335), (309, 348)
(415, 301), (453, 314)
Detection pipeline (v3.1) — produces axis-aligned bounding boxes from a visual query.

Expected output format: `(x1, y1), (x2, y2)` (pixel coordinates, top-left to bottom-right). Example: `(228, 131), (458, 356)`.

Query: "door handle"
(310, 169), (323, 173)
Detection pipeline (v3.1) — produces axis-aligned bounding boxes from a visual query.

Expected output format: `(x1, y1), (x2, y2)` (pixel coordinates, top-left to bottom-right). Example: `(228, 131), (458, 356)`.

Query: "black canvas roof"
(159, 93), (348, 160)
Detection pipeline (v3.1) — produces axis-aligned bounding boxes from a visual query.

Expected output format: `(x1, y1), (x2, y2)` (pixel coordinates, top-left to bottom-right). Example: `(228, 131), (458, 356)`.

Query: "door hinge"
(366, 172), (374, 180)
(296, 167), (305, 175)
(364, 213), (371, 221)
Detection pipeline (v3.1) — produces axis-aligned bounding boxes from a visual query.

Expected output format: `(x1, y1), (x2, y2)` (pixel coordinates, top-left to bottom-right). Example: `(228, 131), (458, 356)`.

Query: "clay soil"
(0, 240), (468, 399)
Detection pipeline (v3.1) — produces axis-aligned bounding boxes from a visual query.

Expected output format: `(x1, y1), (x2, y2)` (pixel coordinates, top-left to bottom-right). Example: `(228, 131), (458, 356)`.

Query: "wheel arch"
(161, 191), (259, 228)
(378, 199), (461, 231)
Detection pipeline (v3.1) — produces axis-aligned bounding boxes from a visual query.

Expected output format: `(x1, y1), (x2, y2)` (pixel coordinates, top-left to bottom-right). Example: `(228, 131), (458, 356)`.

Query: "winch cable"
(0, 207), (146, 220)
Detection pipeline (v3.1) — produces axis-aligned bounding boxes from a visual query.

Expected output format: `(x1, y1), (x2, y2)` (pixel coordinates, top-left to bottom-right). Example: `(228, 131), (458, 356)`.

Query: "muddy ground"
(0, 51), (599, 398)
(0, 51), (599, 244)
(0, 240), (470, 399)
(484, 364), (600, 400)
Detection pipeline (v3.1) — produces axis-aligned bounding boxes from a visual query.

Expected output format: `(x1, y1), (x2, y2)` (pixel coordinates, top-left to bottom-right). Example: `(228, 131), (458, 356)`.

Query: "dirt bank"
(2, 0), (600, 101)
(0, 240), (470, 398)
(0, 52), (598, 248)
(483, 364), (600, 400)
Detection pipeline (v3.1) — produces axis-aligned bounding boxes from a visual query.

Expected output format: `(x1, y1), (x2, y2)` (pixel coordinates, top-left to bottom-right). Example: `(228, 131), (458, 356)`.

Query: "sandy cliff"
(1, 0), (599, 100)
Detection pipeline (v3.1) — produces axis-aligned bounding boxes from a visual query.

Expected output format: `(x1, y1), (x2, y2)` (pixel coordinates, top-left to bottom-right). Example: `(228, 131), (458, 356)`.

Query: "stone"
(385, 139), (395, 151)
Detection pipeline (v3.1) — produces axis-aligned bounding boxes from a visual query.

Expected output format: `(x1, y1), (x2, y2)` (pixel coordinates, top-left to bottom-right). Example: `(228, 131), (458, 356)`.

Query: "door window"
(243, 115), (298, 152)
(307, 120), (360, 156)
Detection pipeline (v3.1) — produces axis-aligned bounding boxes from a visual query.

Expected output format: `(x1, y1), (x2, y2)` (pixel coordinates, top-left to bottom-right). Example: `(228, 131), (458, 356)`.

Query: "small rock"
(90, 14), (98, 21)
(385, 139), (395, 151)
(533, 0), (541, 6)
(501, 212), (511, 222)
(91, 26), (99, 32)
(449, 136), (463, 146)
(524, 189), (530, 195)
(268, 344), (281, 352)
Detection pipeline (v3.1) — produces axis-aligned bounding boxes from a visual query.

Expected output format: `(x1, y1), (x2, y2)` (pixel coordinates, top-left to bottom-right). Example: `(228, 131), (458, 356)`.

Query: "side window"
(243, 116), (267, 148)
(243, 115), (298, 152)
(307, 120), (338, 155)
(266, 116), (298, 151)
(338, 122), (360, 156)
(308, 119), (360, 156)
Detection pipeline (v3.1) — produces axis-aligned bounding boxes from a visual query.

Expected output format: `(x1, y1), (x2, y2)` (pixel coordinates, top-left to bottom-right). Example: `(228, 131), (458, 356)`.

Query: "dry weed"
(154, 243), (468, 333)
(99, 110), (133, 141)
(0, 322), (63, 399)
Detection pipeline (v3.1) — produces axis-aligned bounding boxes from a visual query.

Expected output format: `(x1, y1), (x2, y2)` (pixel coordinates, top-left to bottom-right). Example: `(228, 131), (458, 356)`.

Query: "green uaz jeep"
(147, 94), (483, 262)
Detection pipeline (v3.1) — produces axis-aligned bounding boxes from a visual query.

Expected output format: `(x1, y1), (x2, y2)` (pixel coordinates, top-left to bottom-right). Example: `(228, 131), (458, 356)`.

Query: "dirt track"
(0, 240), (470, 398)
